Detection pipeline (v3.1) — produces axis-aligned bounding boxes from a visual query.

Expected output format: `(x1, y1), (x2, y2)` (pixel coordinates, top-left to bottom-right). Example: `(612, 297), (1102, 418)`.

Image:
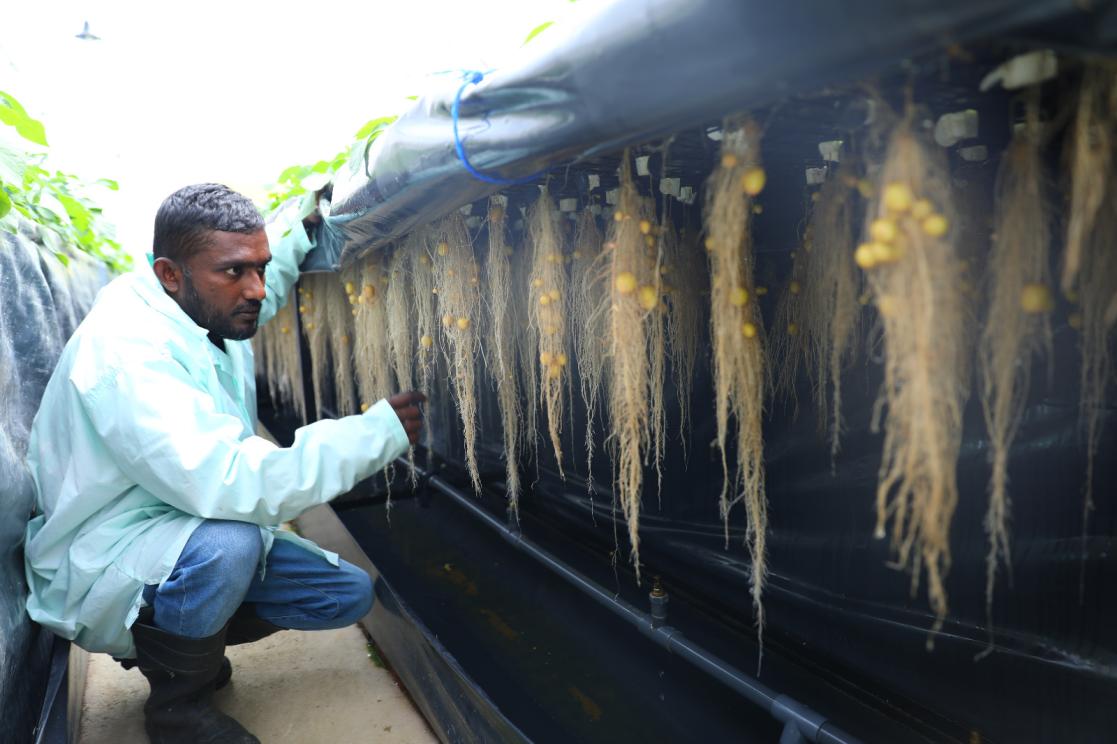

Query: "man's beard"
(179, 271), (261, 341)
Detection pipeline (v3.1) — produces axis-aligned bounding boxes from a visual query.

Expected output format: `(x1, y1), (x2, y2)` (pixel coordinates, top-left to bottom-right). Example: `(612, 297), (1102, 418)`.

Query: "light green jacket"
(23, 218), (407, 658)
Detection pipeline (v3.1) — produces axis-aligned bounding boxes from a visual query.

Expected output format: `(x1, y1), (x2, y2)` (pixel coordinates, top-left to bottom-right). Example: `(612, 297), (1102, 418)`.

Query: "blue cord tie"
(452, 70), (547, 186)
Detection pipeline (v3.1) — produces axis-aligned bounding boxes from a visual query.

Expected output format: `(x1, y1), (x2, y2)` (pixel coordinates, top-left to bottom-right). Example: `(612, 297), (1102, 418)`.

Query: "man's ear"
(153, 257), (183, 294)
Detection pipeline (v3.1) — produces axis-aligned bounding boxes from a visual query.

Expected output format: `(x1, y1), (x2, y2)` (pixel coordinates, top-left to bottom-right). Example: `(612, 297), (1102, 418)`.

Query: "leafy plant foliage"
(0, 90), (130, 272)
(264, 115), (398, 213)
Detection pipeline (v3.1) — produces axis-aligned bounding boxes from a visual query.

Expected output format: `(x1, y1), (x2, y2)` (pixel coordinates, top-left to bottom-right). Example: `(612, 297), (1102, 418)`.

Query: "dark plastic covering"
(0, 226), (109, 744)
(310, 0), (1094, 269)
(365, 555), (534, 743)
(266, 0), (1117, 741)
(276, 128), (1117, 739)
(296, 307), (1114, 742)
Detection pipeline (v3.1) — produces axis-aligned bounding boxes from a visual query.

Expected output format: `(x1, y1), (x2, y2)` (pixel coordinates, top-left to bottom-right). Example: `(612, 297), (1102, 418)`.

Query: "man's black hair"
(153, 183), (264, 263)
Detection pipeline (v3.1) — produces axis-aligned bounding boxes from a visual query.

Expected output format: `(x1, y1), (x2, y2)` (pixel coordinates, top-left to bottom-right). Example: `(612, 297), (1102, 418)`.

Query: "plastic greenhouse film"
(324, 0), (1084, 268)
(1, 229), (108, 741)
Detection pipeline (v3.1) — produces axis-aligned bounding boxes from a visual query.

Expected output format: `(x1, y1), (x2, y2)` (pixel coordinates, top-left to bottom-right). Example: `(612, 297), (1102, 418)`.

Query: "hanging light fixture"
(75, 21), (100, 41)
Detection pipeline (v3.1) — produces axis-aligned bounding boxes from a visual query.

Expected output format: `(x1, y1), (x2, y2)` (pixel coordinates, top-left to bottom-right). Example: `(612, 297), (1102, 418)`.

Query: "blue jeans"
(141, 519), (373, 638)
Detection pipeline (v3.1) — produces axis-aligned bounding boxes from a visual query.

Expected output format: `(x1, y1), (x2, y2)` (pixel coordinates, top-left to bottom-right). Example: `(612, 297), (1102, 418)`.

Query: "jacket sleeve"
(259, 214), (315, 327)
(78, 345), (408, 525)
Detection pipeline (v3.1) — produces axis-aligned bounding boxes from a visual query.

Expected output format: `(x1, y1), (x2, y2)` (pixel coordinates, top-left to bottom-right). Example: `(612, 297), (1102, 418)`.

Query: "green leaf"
(0, 91), (48, 146)
(54, 251), (70, 267)
(354, 115), (397, 141)
(38, 191), (67, 224)
(57, 192), (92, 232)
(96, 178), (119, 191)
(0, 140), (26, 184)
(0, 186), (10, 219)
(22, 164), (49, 188)
(522, 21), (553, 45)
(405, 95), (418, 102)
(277, 164), (307, 184)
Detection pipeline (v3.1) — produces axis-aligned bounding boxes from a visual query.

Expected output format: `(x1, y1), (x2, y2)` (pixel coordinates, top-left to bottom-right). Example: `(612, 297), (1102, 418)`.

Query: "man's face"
(170, 229), (271, 341)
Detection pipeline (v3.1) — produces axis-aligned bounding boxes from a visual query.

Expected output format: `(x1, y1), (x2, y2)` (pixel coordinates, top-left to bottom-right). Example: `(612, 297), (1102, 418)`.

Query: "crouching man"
(23, 183), (424, 743)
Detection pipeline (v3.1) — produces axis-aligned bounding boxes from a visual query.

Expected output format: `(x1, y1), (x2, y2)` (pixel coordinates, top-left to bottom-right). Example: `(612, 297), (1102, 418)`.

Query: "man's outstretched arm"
(257, 214), (314, 328)
(77, 340), (424, 524)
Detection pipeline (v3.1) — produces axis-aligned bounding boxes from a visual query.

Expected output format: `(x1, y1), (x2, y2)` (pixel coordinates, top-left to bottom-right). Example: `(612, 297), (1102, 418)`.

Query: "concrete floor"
(78, 624), (437, 744)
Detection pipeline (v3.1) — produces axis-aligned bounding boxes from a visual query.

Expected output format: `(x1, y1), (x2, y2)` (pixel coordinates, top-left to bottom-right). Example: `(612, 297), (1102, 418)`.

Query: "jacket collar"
(129, 254), (211, 339)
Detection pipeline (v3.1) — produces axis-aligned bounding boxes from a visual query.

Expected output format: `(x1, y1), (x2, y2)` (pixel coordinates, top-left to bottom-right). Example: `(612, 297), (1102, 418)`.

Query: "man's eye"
(225, 267), (241, 278)
(257, 267), (267, 279)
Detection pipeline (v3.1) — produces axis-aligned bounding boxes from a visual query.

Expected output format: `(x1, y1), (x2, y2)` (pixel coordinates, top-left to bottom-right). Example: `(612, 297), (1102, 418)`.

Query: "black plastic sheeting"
(287, 159), (1117, 738)
(306, 0), (1099, 270)
(362, 548), (533, 743)
(269, 1), (1117, 739)
(0, 227), (109, 744)
(317, 310), (1115, 742)
(265, 234), (1117, 743)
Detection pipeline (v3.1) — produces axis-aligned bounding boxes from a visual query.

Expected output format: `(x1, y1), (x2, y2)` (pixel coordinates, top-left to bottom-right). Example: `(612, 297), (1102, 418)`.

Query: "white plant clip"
(980, 50), (1057, 91)
(934, 109), (979, 148)
(818, 140), (843, 163)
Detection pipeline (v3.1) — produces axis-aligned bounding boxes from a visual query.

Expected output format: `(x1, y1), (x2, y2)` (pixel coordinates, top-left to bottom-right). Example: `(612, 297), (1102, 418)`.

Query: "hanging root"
(259, 295), (307, 423)
(528, 189), (569, 476)
(387, 245), (415, 393)
(800, 169), (860, 464)
(704, 120), (769, 662)
(409, 229), (438, 451)
(977, 92), (1053, 650)
(387, 242), (418, 483)
(1062, 63), (1117, 295)
(298, 274), (336, 417)
(326, 271), (359, 416)
(255, 316), (269, 381)
(1060, 64), (1117, 600)
(1075, 175), (1117, 600)
(348, 256), (397, 494)
(512, 230), (541, 471)
(486, 197), (524, 516)
(771, 252), (806, 414)
(646, 197), (668, 496)
(603, 154), (665, 583)
(857, 120), (965, 644)
(665, 227), (705, 460)
(433, 214), (483, 492)
(352, 256), (395, 407)
(571, 209), (607, 491)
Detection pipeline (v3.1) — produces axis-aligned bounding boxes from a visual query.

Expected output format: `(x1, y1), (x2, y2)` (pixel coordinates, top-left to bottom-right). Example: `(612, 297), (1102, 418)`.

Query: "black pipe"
(404, 460), (863, 744)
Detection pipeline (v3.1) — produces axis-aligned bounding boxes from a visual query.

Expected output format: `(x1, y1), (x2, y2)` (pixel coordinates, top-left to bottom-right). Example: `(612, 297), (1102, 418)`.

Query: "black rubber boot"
(132, 620), (259, 744)
(225, 603), (284, 647)
(118, 655), (233, 691)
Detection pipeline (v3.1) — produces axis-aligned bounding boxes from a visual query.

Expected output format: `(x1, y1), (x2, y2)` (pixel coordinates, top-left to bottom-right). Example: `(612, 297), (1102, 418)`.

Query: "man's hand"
(300, 186), (330, 234)
(387, 391), (426, 446)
